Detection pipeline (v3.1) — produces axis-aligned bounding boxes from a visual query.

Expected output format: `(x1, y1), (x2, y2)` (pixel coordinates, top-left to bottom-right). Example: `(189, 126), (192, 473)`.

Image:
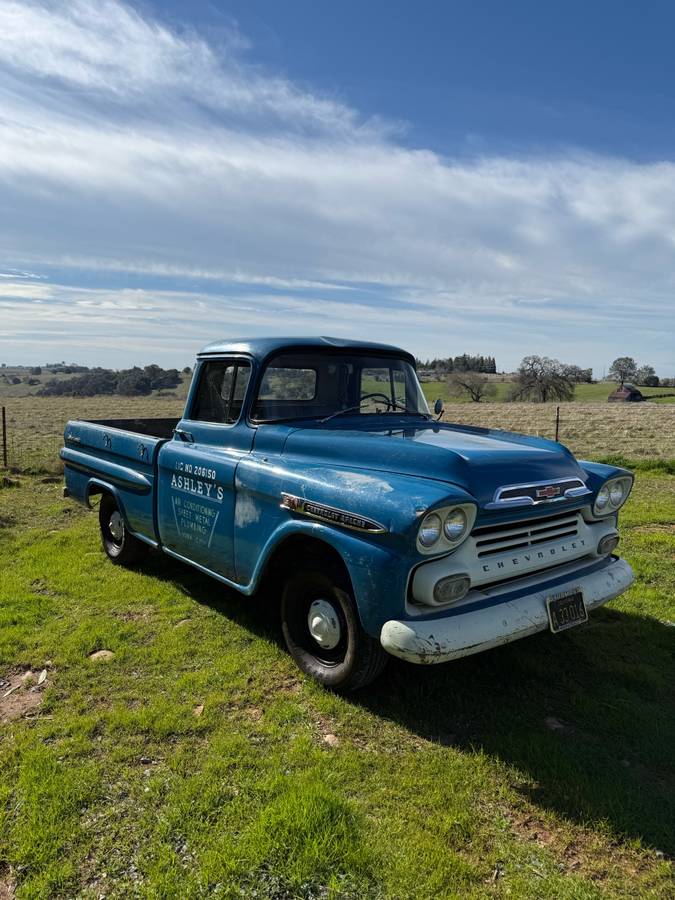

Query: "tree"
(182, 366), (192, 374)
(509, 356), (575, 403)
(117, 371), (152, 396)
(635, 364), (657, 386)
(447, 371), (497, 402)
(608, 357), (637, 385)
(562, 364), (593, 384)
(30, 366), (42, 375)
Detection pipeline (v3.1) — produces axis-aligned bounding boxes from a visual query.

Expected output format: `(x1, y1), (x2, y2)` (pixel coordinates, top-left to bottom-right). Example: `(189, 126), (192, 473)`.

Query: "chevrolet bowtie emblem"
(536, 485), (561, 499)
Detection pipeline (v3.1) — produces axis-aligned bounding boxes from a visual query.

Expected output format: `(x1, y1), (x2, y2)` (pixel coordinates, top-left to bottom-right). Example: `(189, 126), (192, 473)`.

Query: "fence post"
(1, 406), (6, 468)
(554, 405), (560, 442)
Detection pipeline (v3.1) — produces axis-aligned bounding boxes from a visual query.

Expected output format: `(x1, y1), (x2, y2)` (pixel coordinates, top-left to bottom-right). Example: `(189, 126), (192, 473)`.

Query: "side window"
(191, 360), (251, 424)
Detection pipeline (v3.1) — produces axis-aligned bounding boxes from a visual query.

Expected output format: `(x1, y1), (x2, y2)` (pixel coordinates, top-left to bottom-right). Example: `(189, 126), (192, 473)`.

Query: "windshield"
(251, 352), (430, 423)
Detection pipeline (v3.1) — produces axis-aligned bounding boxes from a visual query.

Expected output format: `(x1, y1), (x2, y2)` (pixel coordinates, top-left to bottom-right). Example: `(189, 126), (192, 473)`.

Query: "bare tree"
(608, 357), (637, 385)
(447, 371), (497, 402)
(509, 356), (575, 403)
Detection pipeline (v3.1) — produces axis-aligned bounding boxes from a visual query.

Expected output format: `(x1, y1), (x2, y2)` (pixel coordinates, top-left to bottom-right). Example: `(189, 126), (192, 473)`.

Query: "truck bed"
(85, 417), (179, 439)
(61, 417), (181, 544)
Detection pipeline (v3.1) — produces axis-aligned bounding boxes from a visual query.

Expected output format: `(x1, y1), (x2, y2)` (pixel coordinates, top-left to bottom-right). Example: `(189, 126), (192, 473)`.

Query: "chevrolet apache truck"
(61, 337), (635, 690)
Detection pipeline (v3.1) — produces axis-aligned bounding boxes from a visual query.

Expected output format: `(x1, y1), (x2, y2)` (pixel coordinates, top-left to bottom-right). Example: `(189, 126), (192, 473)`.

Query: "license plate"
(546, 590), (587, 633)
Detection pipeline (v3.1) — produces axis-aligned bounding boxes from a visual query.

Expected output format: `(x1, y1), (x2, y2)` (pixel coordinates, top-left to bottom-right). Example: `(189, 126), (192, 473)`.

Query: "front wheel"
(281, 565), (388, 691)
(99, 494), (149, 566)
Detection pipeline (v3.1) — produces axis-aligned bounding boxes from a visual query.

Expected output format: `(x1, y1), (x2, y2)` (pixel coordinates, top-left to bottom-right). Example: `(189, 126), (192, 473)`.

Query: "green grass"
(0, 475), (674, 898)
(420, 379), (675, 405)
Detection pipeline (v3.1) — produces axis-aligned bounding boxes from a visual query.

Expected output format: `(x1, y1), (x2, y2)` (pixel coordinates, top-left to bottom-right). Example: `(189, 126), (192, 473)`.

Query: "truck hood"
(282, 420), (586, 507)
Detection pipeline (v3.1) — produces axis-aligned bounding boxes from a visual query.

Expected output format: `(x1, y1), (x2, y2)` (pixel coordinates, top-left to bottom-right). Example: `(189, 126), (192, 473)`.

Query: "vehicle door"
(157, 356), (254, 580)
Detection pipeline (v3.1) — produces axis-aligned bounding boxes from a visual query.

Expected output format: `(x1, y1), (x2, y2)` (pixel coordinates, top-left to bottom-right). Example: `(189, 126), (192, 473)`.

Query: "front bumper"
(380, 556), (634, 664)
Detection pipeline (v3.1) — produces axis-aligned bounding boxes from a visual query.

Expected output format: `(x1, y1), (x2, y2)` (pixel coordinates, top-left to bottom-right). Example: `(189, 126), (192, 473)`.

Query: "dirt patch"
(0, 672), (45, 722)
(633, 523), (675, 534)
(0, 868), (15, 900)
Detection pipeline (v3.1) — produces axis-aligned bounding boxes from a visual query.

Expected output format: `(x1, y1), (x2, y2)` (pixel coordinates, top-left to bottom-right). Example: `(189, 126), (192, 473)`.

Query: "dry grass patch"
(441, 401), (675, 459)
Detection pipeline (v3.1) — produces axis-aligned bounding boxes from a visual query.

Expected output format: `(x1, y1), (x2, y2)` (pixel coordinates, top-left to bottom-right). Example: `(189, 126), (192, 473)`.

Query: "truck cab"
(62, 337), (635, 690)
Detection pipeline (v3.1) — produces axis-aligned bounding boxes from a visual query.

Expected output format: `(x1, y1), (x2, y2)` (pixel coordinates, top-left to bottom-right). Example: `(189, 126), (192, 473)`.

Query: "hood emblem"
(536, 485), (561, 499)
(281, 493), (387, 534)
(486, 478), (591, 509)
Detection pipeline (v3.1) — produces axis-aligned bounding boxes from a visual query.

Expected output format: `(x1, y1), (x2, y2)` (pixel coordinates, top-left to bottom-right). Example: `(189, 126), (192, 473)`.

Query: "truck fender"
(85, 478), (159, 548)
(85, 477), (127, 515)
(249, 519), (401, 635)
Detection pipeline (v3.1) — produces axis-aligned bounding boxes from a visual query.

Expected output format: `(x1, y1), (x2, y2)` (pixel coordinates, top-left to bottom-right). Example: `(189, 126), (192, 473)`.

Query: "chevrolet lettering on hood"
(61, 335), (635, 691)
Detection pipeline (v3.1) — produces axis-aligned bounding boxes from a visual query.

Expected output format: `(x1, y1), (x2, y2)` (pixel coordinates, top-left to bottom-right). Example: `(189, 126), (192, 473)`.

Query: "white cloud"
(0, 0), (673, 373)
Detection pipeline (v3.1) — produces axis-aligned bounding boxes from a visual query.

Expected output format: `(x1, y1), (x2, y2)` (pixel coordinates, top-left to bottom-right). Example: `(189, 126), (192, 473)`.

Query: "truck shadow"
(141, 554), (674, 857)
(354, 609), (675, 858)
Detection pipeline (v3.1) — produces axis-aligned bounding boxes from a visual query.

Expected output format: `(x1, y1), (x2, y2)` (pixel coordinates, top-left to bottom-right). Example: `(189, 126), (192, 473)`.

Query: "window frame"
(188, 356), (253, 426)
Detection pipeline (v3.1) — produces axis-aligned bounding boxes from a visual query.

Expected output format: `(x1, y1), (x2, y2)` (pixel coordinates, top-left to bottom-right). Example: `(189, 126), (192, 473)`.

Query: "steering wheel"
(360, 391), (393, 411)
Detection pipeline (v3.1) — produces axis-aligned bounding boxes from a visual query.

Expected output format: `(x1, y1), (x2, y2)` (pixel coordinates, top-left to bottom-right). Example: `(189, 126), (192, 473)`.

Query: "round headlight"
(595, 486), (610, 512)
(444, 508), (468, 542)
(609, 481), (624, 507)
(419, 513), (442, 547)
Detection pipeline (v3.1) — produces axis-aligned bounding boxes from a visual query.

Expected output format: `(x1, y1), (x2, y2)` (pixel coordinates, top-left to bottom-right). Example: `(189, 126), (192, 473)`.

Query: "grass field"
(419, 380), (675, 405)
(0, 469), (673, 898)
(2, 393), (675, 472)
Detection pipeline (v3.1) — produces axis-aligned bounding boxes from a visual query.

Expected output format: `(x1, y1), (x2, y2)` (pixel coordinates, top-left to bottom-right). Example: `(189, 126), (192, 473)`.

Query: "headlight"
(609, 481), (624, 507)
(417, 503), (476, 553)
(418, 513), (442, 547)
(595, 486), (610, 512)
(444, 508), (468, 542)
(593, 476), (632, 516)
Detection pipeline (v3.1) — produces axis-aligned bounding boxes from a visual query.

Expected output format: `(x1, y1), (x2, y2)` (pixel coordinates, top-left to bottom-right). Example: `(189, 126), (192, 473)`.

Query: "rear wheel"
(98, 494), (149, 566)
(281, 564), (388, 691)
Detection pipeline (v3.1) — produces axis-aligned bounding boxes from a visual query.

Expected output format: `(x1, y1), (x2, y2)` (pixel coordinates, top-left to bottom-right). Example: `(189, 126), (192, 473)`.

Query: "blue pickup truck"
(62, 337), (635, 690)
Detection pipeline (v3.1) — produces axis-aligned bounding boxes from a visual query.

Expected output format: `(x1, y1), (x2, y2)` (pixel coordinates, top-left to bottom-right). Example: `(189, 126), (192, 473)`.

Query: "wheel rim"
(286, 585), (349, 667)
(108, 511), (124, 543)
(307, 598), (342, 650)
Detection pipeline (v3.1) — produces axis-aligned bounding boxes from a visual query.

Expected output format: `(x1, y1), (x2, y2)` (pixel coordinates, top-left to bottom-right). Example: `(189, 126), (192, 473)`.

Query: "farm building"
(608, 383), (644, 402)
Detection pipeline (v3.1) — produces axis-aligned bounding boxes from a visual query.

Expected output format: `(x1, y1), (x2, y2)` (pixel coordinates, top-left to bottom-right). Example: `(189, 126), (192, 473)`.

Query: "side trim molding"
(280, 493), (387, 534)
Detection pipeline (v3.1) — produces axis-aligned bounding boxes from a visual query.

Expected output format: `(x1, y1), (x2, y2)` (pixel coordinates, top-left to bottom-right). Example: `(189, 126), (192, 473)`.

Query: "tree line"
(417, 354), (497, 374)
(38, 364), (185, 397)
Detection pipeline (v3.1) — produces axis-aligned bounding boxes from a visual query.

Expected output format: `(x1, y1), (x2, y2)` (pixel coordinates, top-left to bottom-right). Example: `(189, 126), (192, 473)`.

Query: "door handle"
(174, 428), (195, 443)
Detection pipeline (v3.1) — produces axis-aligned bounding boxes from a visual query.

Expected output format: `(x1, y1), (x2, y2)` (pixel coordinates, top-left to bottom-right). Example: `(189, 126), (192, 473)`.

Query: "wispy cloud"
(0, 0), (674, 372)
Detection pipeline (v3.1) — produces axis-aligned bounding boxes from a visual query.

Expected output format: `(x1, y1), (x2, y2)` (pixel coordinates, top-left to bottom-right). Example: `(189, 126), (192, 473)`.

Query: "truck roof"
(197, 335), (415, 363)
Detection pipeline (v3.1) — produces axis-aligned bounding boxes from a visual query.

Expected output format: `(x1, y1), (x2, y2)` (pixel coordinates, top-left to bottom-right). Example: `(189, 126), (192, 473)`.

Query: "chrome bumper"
(380, 557), (634, 665)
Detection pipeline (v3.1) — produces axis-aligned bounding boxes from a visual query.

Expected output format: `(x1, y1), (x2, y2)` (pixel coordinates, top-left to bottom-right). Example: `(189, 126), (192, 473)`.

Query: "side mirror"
(433, 398), (444, 417)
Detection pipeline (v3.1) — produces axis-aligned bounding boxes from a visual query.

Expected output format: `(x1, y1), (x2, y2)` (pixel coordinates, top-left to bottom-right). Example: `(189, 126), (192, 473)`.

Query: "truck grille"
(473, 510), (581, 559)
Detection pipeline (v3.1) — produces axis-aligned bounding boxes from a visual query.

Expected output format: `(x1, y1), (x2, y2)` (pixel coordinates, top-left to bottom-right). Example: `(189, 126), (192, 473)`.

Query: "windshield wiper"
(319, 404), (366, 424)
(319, 401), (430, 424)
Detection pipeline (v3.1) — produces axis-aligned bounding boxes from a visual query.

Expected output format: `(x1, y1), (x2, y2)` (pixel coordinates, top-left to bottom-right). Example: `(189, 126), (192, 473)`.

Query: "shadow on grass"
(140, 551), (675, 856)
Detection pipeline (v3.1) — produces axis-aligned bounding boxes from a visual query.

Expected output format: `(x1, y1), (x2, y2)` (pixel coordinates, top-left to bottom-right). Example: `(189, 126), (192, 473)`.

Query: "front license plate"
(546, 590), (587, 633)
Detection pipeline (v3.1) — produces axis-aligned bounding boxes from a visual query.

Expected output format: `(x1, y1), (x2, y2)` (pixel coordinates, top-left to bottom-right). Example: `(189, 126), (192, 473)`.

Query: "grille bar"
(474, 511), (582, 558)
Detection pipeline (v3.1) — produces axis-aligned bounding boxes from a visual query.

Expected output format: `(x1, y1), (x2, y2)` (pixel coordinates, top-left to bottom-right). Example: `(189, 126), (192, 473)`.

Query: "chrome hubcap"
(109, 511), (124, 542)
(307, 599), (341, 650)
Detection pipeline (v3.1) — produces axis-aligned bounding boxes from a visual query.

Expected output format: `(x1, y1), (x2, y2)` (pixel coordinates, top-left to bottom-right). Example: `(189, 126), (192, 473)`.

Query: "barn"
(608, 383), (644, 402)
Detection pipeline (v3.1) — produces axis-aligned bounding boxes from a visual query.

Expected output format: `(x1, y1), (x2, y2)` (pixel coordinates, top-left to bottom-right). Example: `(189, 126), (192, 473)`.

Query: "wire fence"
(1, 400), (674, 474)
(0, 396), (186, 473)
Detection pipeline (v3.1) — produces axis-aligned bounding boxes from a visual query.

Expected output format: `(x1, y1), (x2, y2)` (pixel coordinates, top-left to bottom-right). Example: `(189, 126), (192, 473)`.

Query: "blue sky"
(1, 0), (674, 375)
